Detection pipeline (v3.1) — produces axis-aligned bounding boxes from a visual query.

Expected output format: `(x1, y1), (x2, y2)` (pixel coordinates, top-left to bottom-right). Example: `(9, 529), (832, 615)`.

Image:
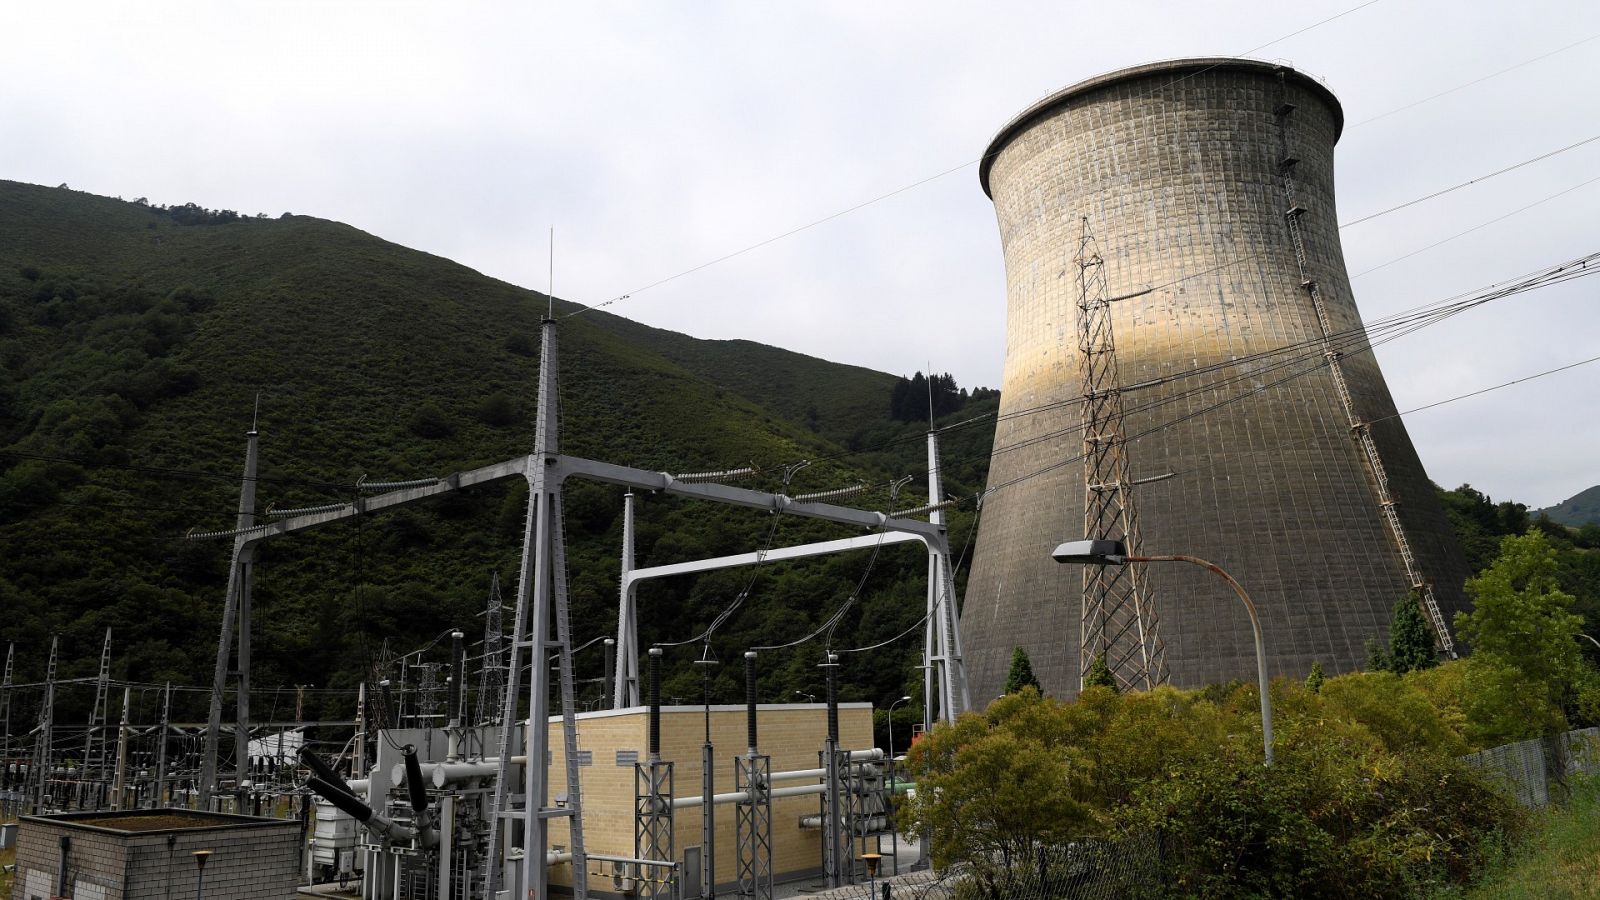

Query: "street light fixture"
(792, 690), (817, 703)
(1052, 539), (1275, 766)
(192, 849), (213, 899)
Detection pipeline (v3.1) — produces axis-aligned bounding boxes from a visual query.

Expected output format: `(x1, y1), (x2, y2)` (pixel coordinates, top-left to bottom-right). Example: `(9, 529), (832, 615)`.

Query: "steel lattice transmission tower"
(1074, 220), (1168, 691)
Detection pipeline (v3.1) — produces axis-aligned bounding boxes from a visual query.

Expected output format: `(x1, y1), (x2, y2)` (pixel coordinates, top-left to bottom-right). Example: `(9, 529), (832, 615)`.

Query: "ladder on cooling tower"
(1272, 76), (1456, 658)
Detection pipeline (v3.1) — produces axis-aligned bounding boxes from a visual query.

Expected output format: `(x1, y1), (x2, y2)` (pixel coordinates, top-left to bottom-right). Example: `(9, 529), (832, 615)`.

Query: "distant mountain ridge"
(1537, 485), (1600, 527)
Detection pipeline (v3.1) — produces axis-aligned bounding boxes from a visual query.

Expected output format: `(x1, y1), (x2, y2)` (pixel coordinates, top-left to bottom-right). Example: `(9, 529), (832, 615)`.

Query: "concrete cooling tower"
(961, 58), (1471, 697)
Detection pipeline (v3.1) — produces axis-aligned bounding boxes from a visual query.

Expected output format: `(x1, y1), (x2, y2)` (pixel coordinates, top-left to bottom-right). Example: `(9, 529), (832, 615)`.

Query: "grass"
(1445, 776), (1600, 899)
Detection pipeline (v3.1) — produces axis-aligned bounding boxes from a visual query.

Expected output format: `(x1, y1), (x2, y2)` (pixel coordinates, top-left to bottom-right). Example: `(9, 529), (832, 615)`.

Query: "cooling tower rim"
(979, 56), (1344, 198)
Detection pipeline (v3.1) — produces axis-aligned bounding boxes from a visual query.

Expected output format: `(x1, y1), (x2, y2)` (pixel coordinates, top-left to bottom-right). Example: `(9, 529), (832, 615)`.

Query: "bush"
(477, 391), (518, 427)
(407, 402), (455, 438)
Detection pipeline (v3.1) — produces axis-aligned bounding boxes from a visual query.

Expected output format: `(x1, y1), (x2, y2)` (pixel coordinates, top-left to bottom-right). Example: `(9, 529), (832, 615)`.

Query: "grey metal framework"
(475, 573), (506, 726)
(31, 636), (57, 813)
(1270, 71), (1456, 657)
(635, 761), (675, 900)
(187, 317), (967, 897)
(1075, 221), (1168, 691)
(83, 628), (113, 791)
(733, 754), (773, 900)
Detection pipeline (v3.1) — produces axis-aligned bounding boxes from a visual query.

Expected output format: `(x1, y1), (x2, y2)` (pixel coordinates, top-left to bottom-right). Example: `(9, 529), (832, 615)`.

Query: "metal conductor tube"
(648, 648), (663, 761)
(823, 653), (839, 743)
(603, 639), (616, 710)
(744, 652), (758, 755)
(450, 631), (465, 726)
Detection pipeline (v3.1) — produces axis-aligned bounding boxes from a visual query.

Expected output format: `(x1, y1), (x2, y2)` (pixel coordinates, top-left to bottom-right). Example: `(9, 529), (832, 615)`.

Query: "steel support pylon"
(201, 421), (259, 805)
(733, 754), (772, 900)
(486, 318), (588, 900)
(1075, 219), (1168, 691)
(924, 432), (972, 719)
(635, 761), (675, 900)
(477, 572), (506, 726)
(31, 636), (58, 814)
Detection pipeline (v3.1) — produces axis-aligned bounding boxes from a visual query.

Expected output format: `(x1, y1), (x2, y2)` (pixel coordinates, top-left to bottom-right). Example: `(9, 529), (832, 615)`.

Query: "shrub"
(407, 402), (455, 438)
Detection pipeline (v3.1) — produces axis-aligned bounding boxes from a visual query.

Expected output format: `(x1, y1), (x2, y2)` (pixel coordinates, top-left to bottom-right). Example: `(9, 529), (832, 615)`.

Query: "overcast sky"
(2, 1), (1595, 507)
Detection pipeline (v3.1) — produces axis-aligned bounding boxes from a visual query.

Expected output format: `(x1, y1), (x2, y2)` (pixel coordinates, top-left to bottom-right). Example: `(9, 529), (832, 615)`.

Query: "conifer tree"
(1083, 652), (1117, 692)
(1305, 660), (1325, 694)
(1004, 647), (1042, 695)
(1388, 593), (1438, 675)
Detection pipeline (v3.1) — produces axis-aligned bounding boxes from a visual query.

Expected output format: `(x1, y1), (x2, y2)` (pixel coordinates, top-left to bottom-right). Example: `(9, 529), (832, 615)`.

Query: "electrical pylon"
(1076, 218), (1169, 691)
(476, 572), (506, 725)
(32, 636), (58, 813)
(84, 627), (113, 785)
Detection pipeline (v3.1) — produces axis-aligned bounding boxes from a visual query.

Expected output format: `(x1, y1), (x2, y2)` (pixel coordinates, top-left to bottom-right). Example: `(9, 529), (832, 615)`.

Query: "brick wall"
(547, 703), (874, 895)
(10, 811), (301, 900)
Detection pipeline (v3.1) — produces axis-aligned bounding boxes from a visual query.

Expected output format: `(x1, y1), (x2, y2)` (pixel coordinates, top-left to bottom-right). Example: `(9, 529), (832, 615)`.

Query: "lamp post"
(792, 690), (816, 703)
(192, 849), (213, 899)
(886, 695), (912, 762)
(886, 694), (911, 877)
(1578, 634), (1600, 651)
(1052, 539), (1274, 766)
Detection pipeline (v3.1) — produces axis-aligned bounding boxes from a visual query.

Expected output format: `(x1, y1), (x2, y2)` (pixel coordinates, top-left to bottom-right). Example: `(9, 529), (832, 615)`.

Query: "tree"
(898, 690), (1097, 884)
(408, 402), (455, 438)
(1364, 636), (1392, 673)
(1456, 531), (1587, 733)
(1305, 660), (1325, 694)
(1388, 593), (1438, 674)
(1083, 652), (1117, 692)
(1004, 646), (1042, 695)
(476, 391), (518, 427)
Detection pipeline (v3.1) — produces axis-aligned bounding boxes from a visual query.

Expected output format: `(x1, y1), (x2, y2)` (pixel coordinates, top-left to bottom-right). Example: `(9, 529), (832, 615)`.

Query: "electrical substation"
(4, 312), (965, 900)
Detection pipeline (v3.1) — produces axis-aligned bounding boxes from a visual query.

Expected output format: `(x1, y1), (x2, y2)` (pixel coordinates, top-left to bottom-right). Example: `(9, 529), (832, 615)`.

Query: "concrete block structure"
(9, 809), (300, 900)
(962, 58), (1470, 697)
(546, 703), (876, 896)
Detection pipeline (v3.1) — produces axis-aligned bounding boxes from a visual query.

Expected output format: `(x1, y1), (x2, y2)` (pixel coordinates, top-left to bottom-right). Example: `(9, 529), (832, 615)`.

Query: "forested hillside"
(0, 180), (996, 721)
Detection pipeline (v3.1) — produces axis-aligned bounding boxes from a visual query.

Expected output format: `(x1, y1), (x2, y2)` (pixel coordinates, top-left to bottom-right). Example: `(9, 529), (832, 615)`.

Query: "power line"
(562, 0), (1389, 320)
(1342, 134), (1600, 227)
(1352, 174), (1600, 278)
(1348, 32), (1600, 128)
(771, 249), (1598, 483)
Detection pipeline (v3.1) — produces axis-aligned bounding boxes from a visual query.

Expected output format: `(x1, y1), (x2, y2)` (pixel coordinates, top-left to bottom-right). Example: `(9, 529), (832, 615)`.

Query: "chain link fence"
(810, 835), (1163, 900)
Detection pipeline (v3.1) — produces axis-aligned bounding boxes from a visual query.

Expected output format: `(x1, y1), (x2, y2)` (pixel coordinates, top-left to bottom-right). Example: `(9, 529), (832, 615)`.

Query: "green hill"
(1536, 486), (1600, 527)
(0, 180), (995, 720)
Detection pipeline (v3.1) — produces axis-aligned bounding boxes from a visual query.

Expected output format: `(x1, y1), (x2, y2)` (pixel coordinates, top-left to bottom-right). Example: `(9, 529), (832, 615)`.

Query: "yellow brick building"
(546, 702), (877, 895)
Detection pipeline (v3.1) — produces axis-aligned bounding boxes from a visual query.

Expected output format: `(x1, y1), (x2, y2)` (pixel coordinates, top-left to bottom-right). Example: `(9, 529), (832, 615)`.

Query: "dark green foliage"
(1084, 652), (1117, 691)
(1388, 593), (1439, 674)
(0, 179), (996, 719)
(1305, 660), (1325, 693)
(1004, 646), (1041, 694)
(904, 682), (1521, 899)
(504, 332), (536, 357)
(887, 370), (994, 423)
(1576, 523), (1600, 550)
(407, 402), (455, 438)
(476, 391), (519, 427)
